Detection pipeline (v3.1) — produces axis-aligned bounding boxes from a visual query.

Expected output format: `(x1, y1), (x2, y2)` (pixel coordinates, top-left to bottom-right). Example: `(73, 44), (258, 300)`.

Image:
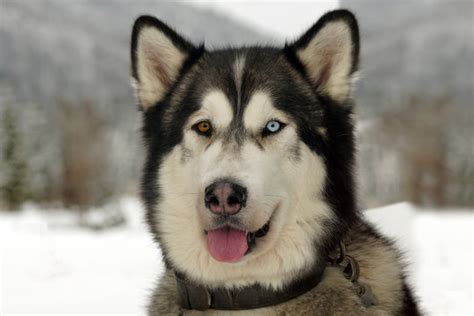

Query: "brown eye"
(193, 121), (212, 136)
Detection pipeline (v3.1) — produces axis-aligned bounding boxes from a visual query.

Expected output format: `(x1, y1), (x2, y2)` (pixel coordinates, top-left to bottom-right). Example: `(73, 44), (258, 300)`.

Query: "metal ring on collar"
(342, 254), (360, 282)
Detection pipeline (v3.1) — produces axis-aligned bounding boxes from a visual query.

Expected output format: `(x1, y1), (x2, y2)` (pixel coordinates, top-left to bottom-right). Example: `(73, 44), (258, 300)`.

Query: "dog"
(130, 9), (419, 315)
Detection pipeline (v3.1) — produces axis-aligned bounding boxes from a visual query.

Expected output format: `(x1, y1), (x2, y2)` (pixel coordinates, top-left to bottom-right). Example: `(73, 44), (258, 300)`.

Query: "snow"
(366, 204), (474, 315)
(412, 212), (473, 315)
(0, 198), (162, 315)
(0, 199), (472, 315)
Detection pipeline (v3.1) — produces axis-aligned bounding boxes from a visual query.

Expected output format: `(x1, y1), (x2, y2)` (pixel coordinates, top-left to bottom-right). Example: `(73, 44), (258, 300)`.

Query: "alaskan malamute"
(130, 9), (419, 315)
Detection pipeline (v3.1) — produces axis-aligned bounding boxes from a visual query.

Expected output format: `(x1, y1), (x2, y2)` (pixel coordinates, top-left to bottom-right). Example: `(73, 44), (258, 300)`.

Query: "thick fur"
(130, 9), (419, 315)
(149, 220), (418, 315)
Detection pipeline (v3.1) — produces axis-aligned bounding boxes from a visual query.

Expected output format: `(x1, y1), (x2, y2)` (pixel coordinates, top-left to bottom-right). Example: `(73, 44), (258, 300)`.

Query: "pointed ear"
(288, 10), (359, 103)
(131, 16), (195, 109)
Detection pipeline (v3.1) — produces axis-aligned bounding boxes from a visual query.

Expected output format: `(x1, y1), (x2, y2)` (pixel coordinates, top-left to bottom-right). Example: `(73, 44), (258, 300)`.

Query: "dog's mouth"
(205, 221), (270, 263)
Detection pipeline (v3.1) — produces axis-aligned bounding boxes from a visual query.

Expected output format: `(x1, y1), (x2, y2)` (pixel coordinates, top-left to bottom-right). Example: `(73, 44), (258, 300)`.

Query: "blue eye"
(263, 120), (285, 136)
(266, 120), (280, 132)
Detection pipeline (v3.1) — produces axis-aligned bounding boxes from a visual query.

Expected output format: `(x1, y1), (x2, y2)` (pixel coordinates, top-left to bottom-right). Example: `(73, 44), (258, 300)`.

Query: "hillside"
(340, 0), (473, 116)
(0, 0), (272, 111)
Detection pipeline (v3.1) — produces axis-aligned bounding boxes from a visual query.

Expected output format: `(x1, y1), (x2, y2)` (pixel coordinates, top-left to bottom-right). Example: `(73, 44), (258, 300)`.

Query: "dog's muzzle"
(203, 179), (271, 263)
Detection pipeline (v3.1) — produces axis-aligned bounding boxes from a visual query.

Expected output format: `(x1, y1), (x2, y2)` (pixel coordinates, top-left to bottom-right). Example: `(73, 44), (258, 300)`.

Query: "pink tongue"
(207, 227), (248, 263)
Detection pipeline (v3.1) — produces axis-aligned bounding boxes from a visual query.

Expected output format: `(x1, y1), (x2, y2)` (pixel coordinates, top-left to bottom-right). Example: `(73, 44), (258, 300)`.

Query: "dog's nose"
(204, 181), (247, 215)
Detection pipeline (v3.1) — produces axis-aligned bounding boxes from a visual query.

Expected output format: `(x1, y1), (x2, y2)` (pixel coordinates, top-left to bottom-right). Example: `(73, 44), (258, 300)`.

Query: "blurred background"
(0, 0), (472, 315)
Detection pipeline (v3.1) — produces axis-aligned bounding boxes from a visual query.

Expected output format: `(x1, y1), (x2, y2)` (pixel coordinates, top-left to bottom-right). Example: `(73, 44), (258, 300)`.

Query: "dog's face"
(131, 11), (359, 288)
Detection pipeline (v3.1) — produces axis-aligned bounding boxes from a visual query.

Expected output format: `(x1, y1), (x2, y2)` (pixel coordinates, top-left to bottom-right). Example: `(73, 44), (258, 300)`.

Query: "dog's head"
(131, 10), (359, 289)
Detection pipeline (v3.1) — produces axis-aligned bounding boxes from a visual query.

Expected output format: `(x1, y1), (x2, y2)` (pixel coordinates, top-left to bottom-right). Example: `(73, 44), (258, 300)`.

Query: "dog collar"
(174, 262), (326, 311)
(174, 242), (377, 310)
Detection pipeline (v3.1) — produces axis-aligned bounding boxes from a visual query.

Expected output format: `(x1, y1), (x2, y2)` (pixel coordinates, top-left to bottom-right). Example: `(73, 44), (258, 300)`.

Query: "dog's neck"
(173, 258), (327, 311)
(170, 220), (354, 310)
(173, 235), (379, 311)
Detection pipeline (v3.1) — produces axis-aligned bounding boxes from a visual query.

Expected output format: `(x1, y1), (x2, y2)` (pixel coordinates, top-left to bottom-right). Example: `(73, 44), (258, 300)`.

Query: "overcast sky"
(186, 0), (339, 40)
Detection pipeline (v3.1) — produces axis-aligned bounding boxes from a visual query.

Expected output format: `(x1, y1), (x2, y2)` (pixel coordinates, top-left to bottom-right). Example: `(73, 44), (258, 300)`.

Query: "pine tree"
(1, 106), (28, 210)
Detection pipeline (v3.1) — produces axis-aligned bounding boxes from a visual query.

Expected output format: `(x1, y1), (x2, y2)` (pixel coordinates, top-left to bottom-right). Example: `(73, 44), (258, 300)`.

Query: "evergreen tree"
(1, 106), (28, 210)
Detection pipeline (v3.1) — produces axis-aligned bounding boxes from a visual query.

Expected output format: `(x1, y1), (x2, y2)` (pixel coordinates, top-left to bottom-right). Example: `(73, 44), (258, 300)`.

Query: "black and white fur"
(130, 10), (419, 315)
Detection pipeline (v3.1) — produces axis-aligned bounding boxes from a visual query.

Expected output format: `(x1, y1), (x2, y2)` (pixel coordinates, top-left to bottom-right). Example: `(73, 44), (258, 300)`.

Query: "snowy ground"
(0, 198), (472, 315)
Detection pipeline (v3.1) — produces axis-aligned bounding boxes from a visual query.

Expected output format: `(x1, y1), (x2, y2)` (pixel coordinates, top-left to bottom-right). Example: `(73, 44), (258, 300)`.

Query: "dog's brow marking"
(243, 91), (276, 132)
(200, 90), (233, 129)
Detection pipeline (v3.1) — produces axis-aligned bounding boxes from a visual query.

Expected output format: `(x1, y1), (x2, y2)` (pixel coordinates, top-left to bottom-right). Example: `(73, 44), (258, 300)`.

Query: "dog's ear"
(131, 16), (195, 109)
(288, 10), (359, 104)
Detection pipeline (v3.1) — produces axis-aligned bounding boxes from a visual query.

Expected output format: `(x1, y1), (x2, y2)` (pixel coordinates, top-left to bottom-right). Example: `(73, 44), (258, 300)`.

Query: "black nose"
(204, 181), (247, 215)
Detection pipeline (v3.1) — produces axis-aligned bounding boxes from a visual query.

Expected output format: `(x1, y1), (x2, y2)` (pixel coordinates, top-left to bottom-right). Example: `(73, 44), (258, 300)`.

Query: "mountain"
(340, 0), (473, 117)
(0, 0), (273, 112)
